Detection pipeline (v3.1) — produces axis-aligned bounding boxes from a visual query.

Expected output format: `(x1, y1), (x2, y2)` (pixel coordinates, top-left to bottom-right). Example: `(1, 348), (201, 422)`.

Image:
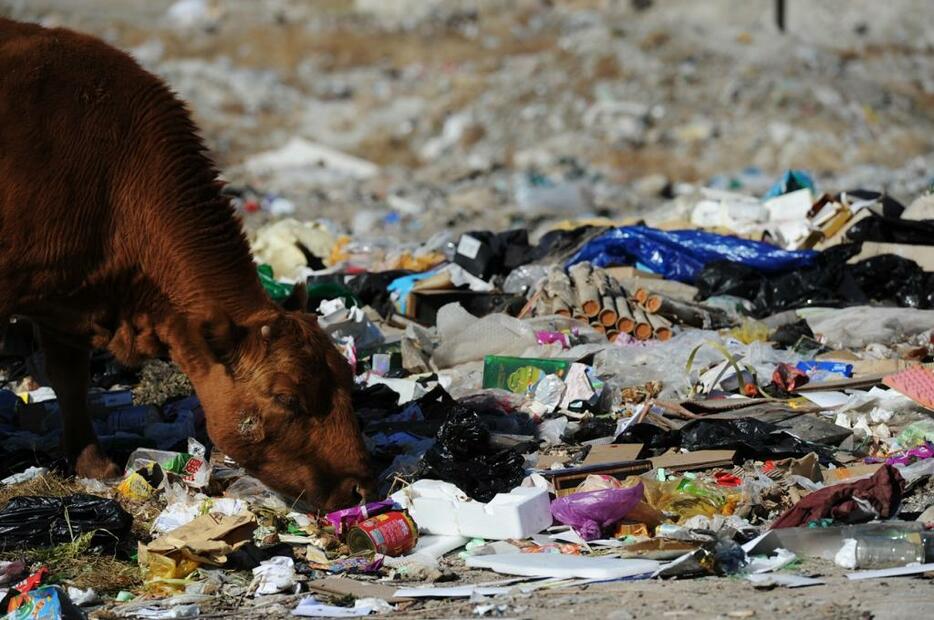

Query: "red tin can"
(347, 511), (418, 557)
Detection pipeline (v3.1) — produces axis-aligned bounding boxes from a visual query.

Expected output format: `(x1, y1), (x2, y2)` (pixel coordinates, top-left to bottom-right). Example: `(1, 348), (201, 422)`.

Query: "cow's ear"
(281, 282), (308, 312)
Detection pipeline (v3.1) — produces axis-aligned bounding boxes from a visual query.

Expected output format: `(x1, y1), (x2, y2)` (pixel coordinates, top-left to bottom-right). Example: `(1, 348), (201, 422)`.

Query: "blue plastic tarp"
(565, 226), (817, 283)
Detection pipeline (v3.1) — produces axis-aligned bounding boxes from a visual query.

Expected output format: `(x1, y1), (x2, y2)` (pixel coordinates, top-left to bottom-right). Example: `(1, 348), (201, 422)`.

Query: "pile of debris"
(1, 167), (933, 618)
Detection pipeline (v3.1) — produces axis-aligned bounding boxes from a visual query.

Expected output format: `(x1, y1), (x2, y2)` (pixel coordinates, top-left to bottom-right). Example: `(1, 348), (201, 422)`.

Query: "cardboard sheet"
(582, 444), (643, 466)
(649, 449), (736, 471)
(308, 577), (408, 603)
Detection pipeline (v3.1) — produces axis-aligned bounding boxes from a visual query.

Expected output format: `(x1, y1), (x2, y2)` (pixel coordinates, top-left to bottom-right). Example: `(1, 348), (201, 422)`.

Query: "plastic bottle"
(771, 521), (927, 561)
(851, 533), (928, 569)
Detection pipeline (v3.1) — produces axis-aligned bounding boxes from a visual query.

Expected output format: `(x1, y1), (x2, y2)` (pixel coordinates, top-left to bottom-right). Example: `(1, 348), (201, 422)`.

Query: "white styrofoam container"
(392, 480), (553, 540)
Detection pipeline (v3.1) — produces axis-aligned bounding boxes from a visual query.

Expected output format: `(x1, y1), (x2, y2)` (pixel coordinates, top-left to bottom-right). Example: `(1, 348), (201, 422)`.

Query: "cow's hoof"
(75, 446), (122, 480)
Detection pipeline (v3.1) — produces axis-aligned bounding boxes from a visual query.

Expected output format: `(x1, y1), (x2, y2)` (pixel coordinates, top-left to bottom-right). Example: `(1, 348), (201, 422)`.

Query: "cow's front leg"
(39, 328), (120, 479)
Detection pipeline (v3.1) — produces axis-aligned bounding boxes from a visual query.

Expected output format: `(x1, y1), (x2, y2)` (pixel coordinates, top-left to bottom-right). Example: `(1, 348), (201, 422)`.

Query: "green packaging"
(481, 355), (573, 394)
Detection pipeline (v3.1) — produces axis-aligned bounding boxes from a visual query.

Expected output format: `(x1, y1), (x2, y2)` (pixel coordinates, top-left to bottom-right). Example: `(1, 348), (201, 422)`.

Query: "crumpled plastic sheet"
(550, 483), (644, 541)
(565, 225), (816, 283)
(251, 556), (297, 595)
(593, 329), (800, 399)
(804, 306), (934, 349)
(431, 304), (538, 369)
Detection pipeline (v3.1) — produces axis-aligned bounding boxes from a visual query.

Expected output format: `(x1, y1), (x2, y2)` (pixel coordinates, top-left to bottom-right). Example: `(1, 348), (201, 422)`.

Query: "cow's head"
(174, 285), (372, 512)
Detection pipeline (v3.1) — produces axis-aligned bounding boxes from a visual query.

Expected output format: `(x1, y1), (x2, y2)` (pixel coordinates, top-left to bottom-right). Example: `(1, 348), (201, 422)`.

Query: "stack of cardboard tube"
(534, 262), (722, 342)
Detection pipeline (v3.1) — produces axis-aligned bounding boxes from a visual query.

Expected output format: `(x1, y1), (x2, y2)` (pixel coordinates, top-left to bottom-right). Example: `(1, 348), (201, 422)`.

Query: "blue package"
(795, 361), (853, 378)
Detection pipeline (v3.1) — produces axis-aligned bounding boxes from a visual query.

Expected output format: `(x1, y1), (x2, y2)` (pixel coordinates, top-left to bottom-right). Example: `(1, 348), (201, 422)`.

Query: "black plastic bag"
(694, 244), (868, 317)
(417, 403), (526, 502)
(613, 423), (679, 456)
(845, 212), (934, 245)
(849, 254), (934, 309)
(453, 229), (533, 280)
(679, 418), (835, 463)
(345, 270), (412, 318)
(770, 319), (814, 348)
(0, 494), (131, 550)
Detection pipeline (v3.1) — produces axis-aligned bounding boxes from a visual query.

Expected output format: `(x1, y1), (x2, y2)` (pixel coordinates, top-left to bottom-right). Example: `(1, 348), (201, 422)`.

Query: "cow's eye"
(274, 394), (299, 411)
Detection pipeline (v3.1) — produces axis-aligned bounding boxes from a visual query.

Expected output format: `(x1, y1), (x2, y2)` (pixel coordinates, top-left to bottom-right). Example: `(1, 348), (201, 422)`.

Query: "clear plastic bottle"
(852, 533), (927, 569)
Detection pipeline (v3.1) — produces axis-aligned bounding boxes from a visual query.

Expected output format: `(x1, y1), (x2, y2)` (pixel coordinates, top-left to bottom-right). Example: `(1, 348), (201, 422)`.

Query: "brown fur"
(0, 18), (372, 510)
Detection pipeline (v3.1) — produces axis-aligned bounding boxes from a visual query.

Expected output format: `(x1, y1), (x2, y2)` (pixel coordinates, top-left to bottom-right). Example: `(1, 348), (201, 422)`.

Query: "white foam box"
(407, 486), (553, 540)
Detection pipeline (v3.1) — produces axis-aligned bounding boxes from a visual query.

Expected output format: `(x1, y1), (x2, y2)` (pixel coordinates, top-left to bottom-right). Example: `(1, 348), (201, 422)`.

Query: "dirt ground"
(156, 559), (934, 620)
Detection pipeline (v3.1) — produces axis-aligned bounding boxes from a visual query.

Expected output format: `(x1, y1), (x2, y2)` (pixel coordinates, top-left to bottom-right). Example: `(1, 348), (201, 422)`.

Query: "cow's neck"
(124, 86), (271, 329)
(140, 192), (269, 327)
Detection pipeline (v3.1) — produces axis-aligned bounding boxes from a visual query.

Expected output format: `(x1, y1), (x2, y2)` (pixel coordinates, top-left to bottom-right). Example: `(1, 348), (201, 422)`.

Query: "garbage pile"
(2, 172), (934, 618)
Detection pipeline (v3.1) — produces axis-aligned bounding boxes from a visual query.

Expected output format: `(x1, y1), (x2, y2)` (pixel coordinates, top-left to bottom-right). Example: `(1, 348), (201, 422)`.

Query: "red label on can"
(352, 511), (417, 556)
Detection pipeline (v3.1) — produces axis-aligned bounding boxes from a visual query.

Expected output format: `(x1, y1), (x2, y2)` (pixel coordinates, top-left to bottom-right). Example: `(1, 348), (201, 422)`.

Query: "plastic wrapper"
(728, 320), (770, 344)
(0, 494), (131, 550)
(416, 403), (527, 503)
(550, 483), (644, 540)
(641, 478), (731, 524)
(893, 420), (934, 449)
(125, 438), (210, 489)
(532, 375), (566, 414)
(325, 500), (397, 537)
(537, 416), (569, 446)
(565, 225), (816, 283)
(503, 265), (549, 295)
(4, 585), (85, 620)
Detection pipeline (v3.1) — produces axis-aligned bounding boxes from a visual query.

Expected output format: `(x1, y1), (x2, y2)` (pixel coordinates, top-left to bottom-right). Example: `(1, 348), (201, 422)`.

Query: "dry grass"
(0, 472), (155, 593)
(0, 531), (142, 593)
(0, 472), (84, 506)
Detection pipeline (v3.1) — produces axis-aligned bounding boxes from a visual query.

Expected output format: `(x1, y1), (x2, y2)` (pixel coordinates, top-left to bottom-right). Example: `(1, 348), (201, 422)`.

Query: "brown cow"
(0, 18), (373, 511)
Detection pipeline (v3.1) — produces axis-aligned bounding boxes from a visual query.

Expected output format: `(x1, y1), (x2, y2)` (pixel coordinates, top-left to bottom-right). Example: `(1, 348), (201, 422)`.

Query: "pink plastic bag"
(550, 483), (644, 540)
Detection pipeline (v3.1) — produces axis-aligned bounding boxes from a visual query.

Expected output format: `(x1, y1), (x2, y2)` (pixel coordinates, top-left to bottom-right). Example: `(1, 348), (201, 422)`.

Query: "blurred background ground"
(3, 0), (932, 241)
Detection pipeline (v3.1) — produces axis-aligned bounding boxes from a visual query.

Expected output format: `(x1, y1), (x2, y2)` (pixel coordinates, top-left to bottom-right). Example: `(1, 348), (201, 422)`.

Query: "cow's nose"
(353, 483), (366, 504)
(326, 477), (372, 511)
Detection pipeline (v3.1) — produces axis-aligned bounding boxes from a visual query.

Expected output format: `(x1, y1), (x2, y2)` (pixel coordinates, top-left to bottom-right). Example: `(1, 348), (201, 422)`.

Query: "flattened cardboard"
(649, 449), (736, 471)
(308, 576), (410, 603)
(823, 463), (882, 484)
(582, 443), (643, 466)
